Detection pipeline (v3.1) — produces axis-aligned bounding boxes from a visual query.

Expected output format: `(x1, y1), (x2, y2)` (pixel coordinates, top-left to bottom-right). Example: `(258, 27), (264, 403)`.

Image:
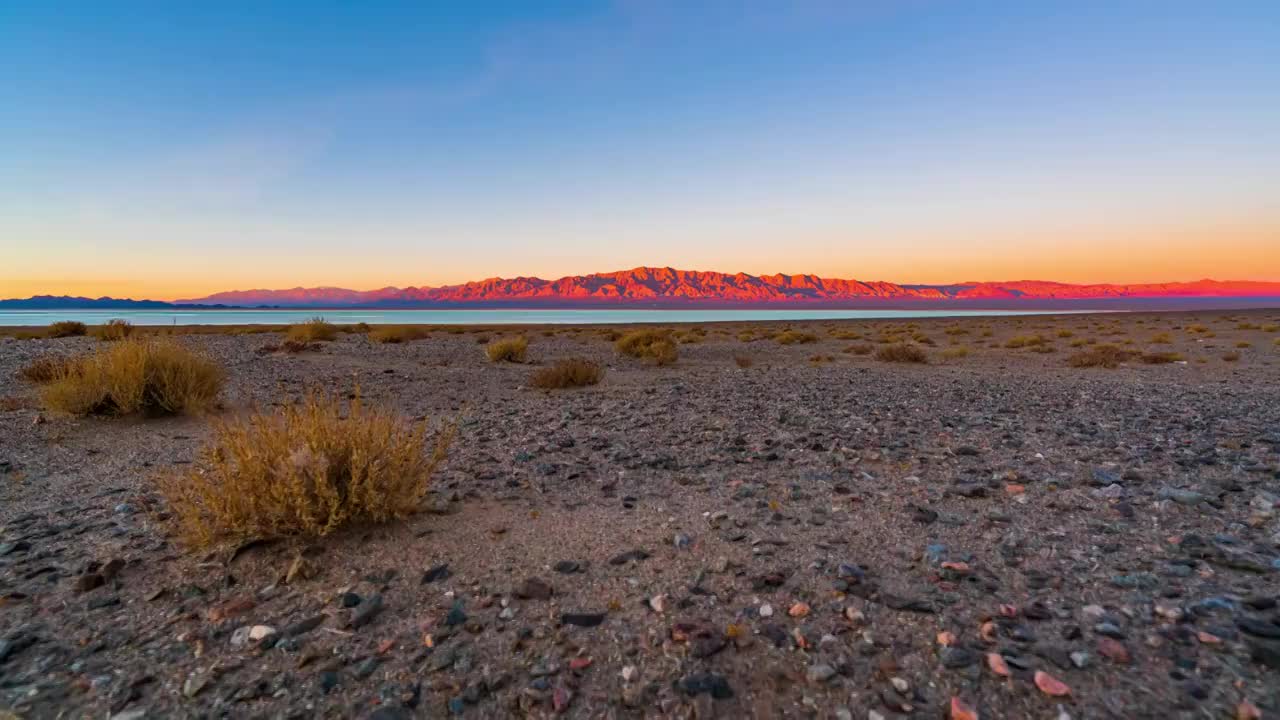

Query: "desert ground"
(2, 309), (1279, 720)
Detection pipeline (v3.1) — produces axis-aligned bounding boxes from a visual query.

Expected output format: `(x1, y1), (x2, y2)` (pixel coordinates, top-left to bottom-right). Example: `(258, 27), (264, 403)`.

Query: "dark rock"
(560, 612), (606, 628)
(350, 594), (384, 629)
(515, 577), (554, 601)
(678, 673), (733, 699)
(421, 564), (451, 584)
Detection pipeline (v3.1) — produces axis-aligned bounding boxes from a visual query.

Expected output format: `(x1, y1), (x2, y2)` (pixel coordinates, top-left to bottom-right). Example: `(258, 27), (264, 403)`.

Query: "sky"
(2, 1), (1278, 300)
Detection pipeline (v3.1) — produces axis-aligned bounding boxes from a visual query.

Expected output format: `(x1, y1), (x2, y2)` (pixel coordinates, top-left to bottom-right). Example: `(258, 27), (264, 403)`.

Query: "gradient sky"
(2, 1), (1278, 300)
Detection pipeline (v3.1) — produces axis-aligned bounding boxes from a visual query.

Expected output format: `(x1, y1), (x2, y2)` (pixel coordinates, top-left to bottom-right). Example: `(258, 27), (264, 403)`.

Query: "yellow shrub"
(486, 336), (529, 362)
(286, 318), (338, 343)
(875, 343), (928, 363)
(1067, 344), (1132, 368)
(615, 329), (678, 365)
(941, 346), (970, 360)
(47, 321), (87, 338)
(94, 319), (135, 341)
(20, 355), (79, 384)
(369, 326), (429, 344)
(775, 330), (818, 345)
(155, 392), (452, 547)
(41, 339), (222, 416)
(1005, 335), (1047, 349)
(529, 358), (603, 388)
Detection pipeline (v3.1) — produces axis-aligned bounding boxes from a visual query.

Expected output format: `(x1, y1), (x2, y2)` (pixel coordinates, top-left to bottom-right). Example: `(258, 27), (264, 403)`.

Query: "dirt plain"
(2, 309), (1279, 719)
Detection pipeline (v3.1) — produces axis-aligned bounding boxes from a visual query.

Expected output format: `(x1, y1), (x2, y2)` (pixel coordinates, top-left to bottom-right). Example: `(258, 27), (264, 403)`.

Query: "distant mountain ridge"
(175, 267), (1280, 307)
(5, 268), (1280, 310)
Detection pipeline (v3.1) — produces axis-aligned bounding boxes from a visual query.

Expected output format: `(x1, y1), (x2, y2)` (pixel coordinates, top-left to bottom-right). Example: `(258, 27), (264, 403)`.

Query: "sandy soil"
(2, 309), (1279, 719)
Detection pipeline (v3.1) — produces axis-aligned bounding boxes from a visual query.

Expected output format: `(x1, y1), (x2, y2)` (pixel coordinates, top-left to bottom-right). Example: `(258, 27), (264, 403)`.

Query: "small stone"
(515, 577), (554, 601)
(678, 673), (733, 699)
(560, 612), (606, 628)
(807, 664), (837, 683)
(759, 603), (774, 618)
(350, 594), (384, 628)
(421, 564), (451, 584)
(553, 561), (581, 574)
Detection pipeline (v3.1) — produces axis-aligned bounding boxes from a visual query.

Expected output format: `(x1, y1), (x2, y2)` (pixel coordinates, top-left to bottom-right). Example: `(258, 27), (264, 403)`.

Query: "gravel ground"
(1, 310), (1279, 719)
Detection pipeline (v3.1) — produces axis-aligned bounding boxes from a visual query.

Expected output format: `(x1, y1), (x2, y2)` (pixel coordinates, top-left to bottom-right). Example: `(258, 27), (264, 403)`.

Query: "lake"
(0, 308), (1102, 327)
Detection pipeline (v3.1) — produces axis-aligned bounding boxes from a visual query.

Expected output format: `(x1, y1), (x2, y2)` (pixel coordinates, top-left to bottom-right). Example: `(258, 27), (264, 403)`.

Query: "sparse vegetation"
(615, 329), (678, 365)
(875, 342), (928, 363)
(529, 358), (603, 389)
(1140, 351), (1183, 364)
(1005, 334), (1048, 349)
(154, 391), (452, 547)
(941, 346), (970, 360)
(733, 355), (753, 368)
(47, 320), (88, 338)
(369, 326), (429, 344)
(1235, 341), (1252, 348)
(1150, 332), (1172, 344)
(94, 319), (135, 341)
(40, 339), (223, 416)
(775, 330), (818, 345)
(286, 318), (338, 343)
(486, 336), (529, 362)
(1067, 344), (1132, 368)
(843, 343), (874, 355)
(20, 355), (78, 384)
(1223, 351), (1240, 362)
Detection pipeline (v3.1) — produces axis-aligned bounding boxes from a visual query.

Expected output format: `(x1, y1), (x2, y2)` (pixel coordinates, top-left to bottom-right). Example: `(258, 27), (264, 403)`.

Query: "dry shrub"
(875, 343), (928, 363)
(155, 392), (453, 547)
(0, 396), (32, 412)
(615, 329), (678, 365)
(945, 327), (969, 336)
(736, 331), (755, 342)
(1223, 351), (1240, 362)
(48, 321), (87, 338)
(20, 355), (78, 384)
(1262, 324), (1278, 333)
(1141, 351), (1183, 364)
(1056, 329), (1074, 338)
(286, 318), (338, 343)
(808, 354), (834, 364)
(41, 339), (222, 416)
(1237, 322), (1259, 330)
(369, 326), (429, 344)
(1005, 335), (1047, 349)
(844, 343), (874, 355)
(486, 336), (528, 363)
(1150, 332), (1172, 344)
(1235, 341), (1252, 348)
(733, 355), (753, 368)
(941, 346), (970, 360)
(529, 358), (603, 389)
(1067, 344), (1132, 368)
(94, 319), (134, 341)
(828, 329), (862, 340)
(280, 339), (319, 354)
(776, 330), (818, 345)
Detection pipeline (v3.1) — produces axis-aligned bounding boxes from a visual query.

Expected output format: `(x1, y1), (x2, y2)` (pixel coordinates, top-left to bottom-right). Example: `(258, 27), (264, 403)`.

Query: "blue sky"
(2, 1), (1278, 298)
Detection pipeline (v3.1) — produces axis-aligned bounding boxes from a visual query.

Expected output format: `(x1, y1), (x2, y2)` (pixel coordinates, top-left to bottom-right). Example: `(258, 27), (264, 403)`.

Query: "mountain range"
(5, 268), (1280, 310)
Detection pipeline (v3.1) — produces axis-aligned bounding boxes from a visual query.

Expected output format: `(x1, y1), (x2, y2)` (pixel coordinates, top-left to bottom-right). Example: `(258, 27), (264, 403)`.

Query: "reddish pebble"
(936, 631), (957, 646)
(950, 696), (979, 720)
(789, 602), (811, 618)
(986, 652), (1010, 677)
(569, 656), (592, 671)
(1034, 670), (1071, 697)
(1237, 700), (1262, 720)
(1097, 637), (1130, 664)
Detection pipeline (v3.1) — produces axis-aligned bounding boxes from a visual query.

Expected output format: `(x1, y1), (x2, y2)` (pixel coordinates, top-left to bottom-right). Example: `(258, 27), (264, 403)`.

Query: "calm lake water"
(0, 308), (1098, 327)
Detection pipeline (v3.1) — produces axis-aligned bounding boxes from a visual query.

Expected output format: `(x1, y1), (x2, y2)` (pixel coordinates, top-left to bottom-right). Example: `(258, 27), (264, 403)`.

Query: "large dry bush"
(529, 358), (603, 388)
(40, 339), (222, 416)
(94, 319), (135, 341)
(20, 355), (78, 384)
(1067, 344), (1132, 368)
(286, 317), (338, 343)
(486, 336), (529, 362)
(615, 329), (678, 365)
(47, 321), (87, 338)
(875, 342), (928, 363)
(156, 392), (453, 547)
